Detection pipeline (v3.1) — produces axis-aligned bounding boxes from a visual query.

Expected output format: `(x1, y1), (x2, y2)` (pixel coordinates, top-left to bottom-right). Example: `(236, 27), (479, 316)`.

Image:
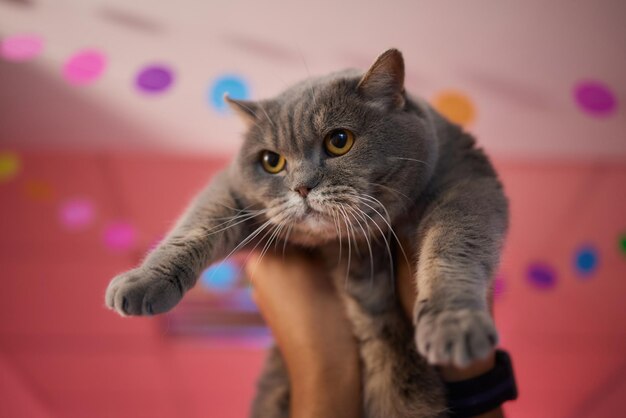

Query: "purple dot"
(59, 198), (95, 230)
(135, 65), (174, 93)
(574, 81), (617, 116)
(103, 222), (136, 251)
(527, 262), (557, 290)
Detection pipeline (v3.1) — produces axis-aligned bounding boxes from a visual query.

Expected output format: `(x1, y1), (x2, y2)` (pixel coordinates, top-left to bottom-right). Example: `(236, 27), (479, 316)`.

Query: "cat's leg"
(105, 170), (252, 316)
(347, 303), (447, 418)
(413, 172), (508, 368)
(250, 346), (290, 418)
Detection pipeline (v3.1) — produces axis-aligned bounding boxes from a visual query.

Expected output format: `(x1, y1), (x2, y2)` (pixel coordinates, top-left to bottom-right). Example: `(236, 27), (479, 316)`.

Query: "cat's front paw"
(105, 266), (185, 317)
(415, 304), (498, 368)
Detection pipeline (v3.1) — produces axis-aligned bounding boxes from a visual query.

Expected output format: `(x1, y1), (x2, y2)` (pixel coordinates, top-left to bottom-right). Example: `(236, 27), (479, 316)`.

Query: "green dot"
(620, 233), (626, 255)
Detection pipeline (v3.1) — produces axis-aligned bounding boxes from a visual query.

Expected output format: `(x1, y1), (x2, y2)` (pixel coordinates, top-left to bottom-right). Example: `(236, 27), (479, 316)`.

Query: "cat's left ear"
(224, 95), (260, 126)
(357, 48), (405, 109)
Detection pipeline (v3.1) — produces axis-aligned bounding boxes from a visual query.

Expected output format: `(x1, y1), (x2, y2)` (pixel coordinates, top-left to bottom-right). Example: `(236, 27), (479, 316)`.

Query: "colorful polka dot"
(135, 65), (174, 93)
(231, 288), (258, 312)
(432, 90), (476, 126)
(0, 34), (44, 61)
(103, 221), (136, 251)
(526, 262), (557, 290)
(209, 75), (249, 113)
(574, 245), (598, 277)
(200, 261), (238, 293)
(24, 180), (55, 201)
(493, 275), (506, 300)
(59, 198), (94, 230)
(619, 233), (626, 256)
(574, 81), (617, 116)
(63, 49), (107, 85)
(0, 152), (21, 182)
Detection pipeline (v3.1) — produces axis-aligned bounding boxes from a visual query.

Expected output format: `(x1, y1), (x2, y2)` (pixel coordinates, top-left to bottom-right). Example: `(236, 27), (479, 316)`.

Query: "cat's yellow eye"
(324, 129), (355, 156)
(261, 150), (286, 174)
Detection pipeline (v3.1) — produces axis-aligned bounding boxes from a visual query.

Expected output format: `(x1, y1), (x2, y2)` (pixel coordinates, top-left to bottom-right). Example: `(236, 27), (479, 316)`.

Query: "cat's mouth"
(271, 193), (362, 244)
(300, 204), (326, 221)
(303, 203), (317, 215)
(291, 201), (335, 234)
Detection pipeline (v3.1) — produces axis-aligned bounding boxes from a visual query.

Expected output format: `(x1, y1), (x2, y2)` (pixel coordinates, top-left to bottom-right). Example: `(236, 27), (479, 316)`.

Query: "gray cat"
(105, 49), (508, 418)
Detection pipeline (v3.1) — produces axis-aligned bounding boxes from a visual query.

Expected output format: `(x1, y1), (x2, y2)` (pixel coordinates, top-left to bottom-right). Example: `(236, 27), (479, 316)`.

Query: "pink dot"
(63, 49), (107, 85)
(104, 222), (136, 251)
(0, 34), (44, 62)
(59, 198), (95, 230)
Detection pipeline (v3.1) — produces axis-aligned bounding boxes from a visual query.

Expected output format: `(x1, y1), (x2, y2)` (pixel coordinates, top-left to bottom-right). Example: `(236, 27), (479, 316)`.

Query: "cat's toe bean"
(416, 308), (498, 368)
(105, 267), (183, 317)
(141, 279), (182, 315)
(461, 323), (497, 367)
(113, 280), (147, 316)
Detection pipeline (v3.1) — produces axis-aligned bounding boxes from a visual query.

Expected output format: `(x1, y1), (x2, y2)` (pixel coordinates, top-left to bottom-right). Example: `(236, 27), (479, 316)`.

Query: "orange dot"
(24, 179), (55, 201)
(432, 90), (476, 126)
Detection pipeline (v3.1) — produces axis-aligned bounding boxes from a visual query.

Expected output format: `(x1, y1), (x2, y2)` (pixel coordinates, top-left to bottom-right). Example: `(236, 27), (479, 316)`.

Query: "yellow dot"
(432, 90), (476, 126)
(0, 152), (21, 182)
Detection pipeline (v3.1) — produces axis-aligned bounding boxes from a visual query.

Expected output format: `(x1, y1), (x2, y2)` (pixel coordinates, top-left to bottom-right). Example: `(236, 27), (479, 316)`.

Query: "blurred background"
(1, 1), (625, 417)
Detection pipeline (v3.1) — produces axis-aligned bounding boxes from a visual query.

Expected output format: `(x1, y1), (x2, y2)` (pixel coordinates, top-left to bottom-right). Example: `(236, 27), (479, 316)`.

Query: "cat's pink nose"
(295, 186), (311, 198)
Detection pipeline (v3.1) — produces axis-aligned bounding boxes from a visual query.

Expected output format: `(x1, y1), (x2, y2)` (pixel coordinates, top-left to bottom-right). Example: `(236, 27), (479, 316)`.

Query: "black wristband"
(444, 349), (518, 418)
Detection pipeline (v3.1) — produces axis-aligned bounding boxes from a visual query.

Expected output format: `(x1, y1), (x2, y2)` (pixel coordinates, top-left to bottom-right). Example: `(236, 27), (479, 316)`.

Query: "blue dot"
(575, 245), (598, 277)
(200, 262), (238, 292)
(209, 75), (249, 113)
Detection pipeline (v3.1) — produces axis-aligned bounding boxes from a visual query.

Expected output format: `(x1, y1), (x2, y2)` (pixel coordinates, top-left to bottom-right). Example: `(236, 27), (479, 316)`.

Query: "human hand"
(246, 248), (361, 418)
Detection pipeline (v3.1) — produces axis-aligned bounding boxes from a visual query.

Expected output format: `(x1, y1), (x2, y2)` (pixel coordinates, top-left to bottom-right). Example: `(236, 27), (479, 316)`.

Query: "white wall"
(1, 0), (624, 158)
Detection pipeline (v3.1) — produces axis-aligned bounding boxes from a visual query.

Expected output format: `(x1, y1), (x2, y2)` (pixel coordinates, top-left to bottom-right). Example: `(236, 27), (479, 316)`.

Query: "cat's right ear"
(224, 95), (259, 126)
(357, 48), (405, 109)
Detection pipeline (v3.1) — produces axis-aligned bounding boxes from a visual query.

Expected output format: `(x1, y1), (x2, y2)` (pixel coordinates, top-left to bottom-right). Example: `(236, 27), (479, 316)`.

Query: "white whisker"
(282, 222), (294, 261)
(388, 156), (430, 167)
(336, 206), (352, 288)
(257, 102), (276, 130)
(352, 204), (394, 285)
(345, 205), (375, 285)
(367, 181), (412, 206)
(357, 194), (412, 274)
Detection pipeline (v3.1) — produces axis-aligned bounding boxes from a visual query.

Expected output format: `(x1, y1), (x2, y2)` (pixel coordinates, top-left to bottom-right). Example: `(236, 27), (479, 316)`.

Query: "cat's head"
(228, 49), (439, 246)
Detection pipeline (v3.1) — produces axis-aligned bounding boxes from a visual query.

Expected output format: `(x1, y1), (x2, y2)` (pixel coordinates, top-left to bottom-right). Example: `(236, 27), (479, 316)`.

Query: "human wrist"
(288, 343), (361, 418)
(440, 350), (516, 418)
(283, 330), (360, 384)
(438, 351), (496, 382)
(438, 353), (503, 417)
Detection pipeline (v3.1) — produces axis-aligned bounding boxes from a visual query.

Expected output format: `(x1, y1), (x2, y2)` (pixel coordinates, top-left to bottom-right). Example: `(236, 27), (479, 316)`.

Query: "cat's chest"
(321, 236), (402, 316)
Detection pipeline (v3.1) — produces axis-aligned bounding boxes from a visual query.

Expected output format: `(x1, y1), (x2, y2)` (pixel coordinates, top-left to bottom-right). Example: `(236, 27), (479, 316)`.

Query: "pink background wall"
(1, 154), (625, 418)
(1, 1), (625, 417)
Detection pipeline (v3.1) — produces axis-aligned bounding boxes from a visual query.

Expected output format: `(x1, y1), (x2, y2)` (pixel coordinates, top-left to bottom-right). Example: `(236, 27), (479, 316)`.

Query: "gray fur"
(105, 49), (508, 417)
